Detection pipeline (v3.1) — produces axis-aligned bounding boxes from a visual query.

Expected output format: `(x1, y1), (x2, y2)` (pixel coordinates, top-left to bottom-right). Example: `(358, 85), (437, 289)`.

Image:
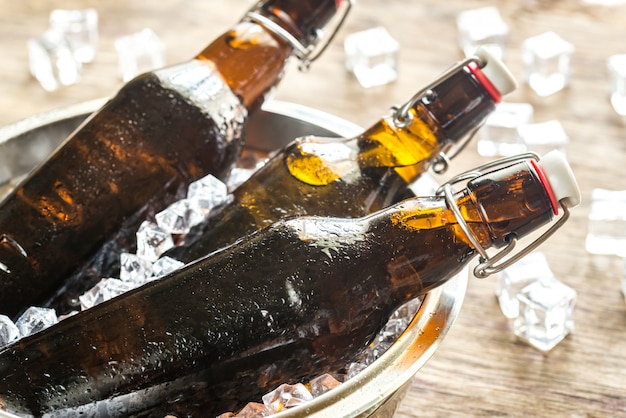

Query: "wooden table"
(2, 1), (626, 416)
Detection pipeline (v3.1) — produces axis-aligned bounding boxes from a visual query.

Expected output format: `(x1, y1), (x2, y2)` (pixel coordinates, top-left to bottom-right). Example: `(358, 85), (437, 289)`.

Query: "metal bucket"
(0, 100), (468, 418)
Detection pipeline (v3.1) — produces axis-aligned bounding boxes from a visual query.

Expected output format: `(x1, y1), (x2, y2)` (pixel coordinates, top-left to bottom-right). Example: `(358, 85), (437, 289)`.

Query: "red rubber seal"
(467, 62), (501, 103)
(530, 159), (559, 215)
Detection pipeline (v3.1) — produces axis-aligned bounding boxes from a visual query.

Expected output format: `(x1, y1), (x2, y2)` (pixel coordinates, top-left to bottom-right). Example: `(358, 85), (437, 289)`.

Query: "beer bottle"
(0, 0), (350, 319)
(0, 151), (580, 417)
(164, 47), (517, 265)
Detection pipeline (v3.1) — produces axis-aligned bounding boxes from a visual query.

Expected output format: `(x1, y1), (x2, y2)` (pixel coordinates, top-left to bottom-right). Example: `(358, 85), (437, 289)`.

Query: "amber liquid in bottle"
(165, 63), (504, 264)
(0, 158), (567, 417)
(0, 0), (342, 318)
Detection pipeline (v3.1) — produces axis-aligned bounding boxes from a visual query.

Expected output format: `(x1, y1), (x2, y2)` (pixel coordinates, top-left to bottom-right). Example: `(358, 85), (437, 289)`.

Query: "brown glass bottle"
(0, 0), (345, 319)
(0, 151), (580, 417)
(164, 49), (517, 265)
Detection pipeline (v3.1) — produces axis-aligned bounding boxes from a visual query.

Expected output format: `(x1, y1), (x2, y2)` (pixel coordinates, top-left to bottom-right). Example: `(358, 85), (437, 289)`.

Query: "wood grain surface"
(1, 1), (626, 417)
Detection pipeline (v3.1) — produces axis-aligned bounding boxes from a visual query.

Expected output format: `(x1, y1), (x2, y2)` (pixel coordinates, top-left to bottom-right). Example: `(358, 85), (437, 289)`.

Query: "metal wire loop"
(390, 55), (486, 174)
(435, 152), (541, 196)
(391, 55), (485, 128)
(437, 153), (569, 279)
(244, 0), (353, 71)
(431, 152), (451, 175)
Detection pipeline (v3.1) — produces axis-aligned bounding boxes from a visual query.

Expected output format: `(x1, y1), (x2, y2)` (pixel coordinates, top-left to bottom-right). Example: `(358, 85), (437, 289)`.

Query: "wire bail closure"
(244, 0), (353, 71)
(0, 234), (28, 274)
(435, 153), (571, 279)
(390, 55), (487, 175)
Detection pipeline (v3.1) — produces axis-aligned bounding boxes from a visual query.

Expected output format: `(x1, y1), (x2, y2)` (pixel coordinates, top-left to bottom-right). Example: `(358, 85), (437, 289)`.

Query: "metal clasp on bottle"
(390, 54), (488, 175)
(435, 153), (571, 279)
(0, 234), (28, 274)
(244, 0), (354, 71)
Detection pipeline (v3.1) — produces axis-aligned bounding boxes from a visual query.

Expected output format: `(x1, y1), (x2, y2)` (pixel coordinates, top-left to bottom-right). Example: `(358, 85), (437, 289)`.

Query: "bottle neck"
(355, 65), (499, 184)
(421, 65), (498, 145)
(370, 159), (555, 299)
(253, 0), (340, 47)
(458, 159), (556, 249)
(379, 159), (556, 261)
(194, 0), (340, 110)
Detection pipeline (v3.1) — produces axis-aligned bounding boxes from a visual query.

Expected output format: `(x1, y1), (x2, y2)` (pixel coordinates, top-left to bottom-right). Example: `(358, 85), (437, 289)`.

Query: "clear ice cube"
(79, 278), (135, 310)
(363, 341), (392, 366)
(115, 28), (165, 82)
(155, 199), (205, 235)
(522, 31), (574, 96)
(187, 174), (230, 215)
(379, 317), (410, 343)
(15, 306), (58, 337)
(346, 361), (367, 379)
(496, 251), (554, 319)
(514, 277), (576, 351)
(0, 314), (20, 348)
(151, 256), (184, 279)
(136, 221), (175, 262)
(120, 253), (154, 284)
(262, 383), (313, 413)
(309, 374), (342, 397)
(28, 30), (82, 91)
(390, 297), (422, 320)
(456, 7), (509, 59)
(344, 26), (399, 88)
(49, 8), (99, 63)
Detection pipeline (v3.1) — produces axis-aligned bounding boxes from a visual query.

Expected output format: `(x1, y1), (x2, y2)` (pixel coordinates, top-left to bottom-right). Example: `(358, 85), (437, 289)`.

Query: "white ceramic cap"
(537, 150), (581, 208)
(474, 47), (517, 96)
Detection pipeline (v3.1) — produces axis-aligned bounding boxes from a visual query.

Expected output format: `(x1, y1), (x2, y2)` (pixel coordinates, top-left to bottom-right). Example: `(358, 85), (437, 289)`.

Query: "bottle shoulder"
(151, 60), (247, 122)
(193, 23), (292, 107)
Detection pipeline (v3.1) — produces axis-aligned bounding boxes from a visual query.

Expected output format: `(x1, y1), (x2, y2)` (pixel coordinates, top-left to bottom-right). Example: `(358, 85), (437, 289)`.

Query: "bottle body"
(0, 1), (342, 319)
(166, 62), (508, 264)
(0, 155), (574, 417)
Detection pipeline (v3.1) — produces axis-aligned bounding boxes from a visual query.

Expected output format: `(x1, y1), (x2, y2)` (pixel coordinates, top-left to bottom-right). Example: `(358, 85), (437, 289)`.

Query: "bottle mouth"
(466, 62), (502, 103)
(530, 159), (559, 215)
(532, 150), (582, 212)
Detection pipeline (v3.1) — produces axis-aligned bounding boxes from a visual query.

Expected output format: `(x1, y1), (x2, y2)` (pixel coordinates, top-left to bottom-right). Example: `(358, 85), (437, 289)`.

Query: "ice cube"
(115, 28), (165, 82)
(151, 256), (184, 279)
(136, 221), (174, 262)
(15, 306), (58, 337)
(522, 31), (574, 96)
(49, 8), (99, 63)
(309, 374), (342, 397)
(496, 251), (554, 319)
(187, 174), (229, 214)
(120, 253), (154, 285)
(344, 27), (399, 88)
(262, 383), (313, 413)
(0, 315), (20, 347)
(514, 277), (576, 351)
(155, 199), (205, 235)
(456, 7), (509, 59)
(79, 278), (135, 310)
(28, 30), (81, 91)
(346, 361), (367, 379)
